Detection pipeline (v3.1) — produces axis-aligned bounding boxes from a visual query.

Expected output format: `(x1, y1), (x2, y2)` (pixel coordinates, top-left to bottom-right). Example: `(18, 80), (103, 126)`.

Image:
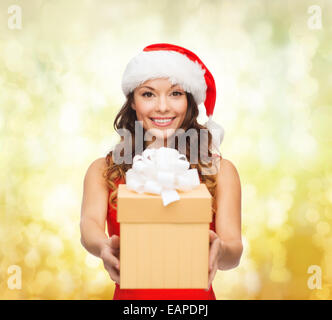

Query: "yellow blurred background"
(1, 0), (331, 299)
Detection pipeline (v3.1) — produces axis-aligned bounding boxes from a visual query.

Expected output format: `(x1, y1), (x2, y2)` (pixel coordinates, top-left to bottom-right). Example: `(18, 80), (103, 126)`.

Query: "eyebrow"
(139, 84), (181, 91)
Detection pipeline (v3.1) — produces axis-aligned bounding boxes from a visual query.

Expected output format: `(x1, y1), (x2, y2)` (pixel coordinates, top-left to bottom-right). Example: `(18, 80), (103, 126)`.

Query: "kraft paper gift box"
(117, 183), (212, 289)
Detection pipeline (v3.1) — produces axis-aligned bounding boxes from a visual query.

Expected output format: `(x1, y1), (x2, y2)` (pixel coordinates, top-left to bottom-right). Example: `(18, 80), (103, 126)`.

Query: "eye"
(172, 91), (183, 96)
(142, 91), (154, 97)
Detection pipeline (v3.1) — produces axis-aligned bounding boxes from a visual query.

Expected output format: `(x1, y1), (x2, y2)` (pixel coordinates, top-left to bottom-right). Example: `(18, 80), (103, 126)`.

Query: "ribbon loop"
(125, 147), (200, 206)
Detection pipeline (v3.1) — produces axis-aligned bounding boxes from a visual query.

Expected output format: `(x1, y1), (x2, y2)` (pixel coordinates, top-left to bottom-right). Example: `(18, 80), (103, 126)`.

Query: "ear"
(131, 102), (136, 111)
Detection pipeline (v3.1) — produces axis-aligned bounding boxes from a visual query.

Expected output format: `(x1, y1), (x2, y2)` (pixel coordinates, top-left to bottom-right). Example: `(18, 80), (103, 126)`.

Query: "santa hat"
(121, 43), (224, 148)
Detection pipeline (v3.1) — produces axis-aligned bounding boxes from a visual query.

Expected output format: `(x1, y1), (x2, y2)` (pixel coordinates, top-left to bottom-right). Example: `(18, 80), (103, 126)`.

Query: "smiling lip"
(150, 117), (176, 127)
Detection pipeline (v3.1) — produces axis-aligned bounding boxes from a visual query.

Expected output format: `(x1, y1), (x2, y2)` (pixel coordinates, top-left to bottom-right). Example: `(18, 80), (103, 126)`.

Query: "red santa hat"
(121, 43), (224, 147)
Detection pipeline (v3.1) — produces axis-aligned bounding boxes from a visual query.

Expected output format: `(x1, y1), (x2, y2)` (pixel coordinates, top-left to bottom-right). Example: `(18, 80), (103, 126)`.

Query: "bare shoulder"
(81, 157), (109, 225)
(218, 158), (241, 187)
(219, 158), (239, 175)
(84, 157), (109, 189)
(88, 157), (108, 170)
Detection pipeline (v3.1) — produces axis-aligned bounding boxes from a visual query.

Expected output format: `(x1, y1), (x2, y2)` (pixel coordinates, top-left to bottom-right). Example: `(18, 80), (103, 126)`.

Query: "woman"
(80, 43), (243, 300)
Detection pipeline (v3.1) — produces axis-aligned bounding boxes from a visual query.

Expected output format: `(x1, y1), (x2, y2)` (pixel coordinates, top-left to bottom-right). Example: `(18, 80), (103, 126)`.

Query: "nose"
(156, 94), (170, 113)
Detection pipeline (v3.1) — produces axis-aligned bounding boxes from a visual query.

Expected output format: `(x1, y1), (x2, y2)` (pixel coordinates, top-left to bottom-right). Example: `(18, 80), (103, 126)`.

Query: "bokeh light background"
(1, 0), (331, 299)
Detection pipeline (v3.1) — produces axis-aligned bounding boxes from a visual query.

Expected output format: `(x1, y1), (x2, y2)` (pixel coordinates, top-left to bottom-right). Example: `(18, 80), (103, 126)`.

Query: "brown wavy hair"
(103, 91), (222, 216)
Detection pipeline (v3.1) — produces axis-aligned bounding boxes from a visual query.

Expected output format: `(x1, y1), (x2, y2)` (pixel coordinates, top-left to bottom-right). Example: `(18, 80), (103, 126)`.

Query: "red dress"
(106, 176), (217, 300)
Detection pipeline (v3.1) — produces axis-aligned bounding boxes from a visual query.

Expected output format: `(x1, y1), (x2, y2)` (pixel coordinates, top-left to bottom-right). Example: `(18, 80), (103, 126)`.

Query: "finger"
(205, 267), (212, 291)
(102, 250), (120, 270)
(207, 262), (218, 290)
(110, 246), (120, 259)
(110, 254), (120, 270)
(209, 239), (221, 271)
(107, 265), (120, 284)
(206, 264), (218, 291)
(205, 269), (211, 291)
(110, 235), (120, 249)
(209, 230), (218, 244)
(109, 236), (120, 258)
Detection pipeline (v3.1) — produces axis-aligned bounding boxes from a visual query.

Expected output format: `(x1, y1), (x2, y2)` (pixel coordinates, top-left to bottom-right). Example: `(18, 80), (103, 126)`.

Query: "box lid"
(117, 183), (212, 223)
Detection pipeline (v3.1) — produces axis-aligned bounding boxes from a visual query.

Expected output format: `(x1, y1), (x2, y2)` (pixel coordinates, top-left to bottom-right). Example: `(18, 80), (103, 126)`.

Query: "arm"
(80, 158), (110, 257)
(214, 158), (243, 270)
(80, 157), (120, 283)
(207, 158), (243, 289)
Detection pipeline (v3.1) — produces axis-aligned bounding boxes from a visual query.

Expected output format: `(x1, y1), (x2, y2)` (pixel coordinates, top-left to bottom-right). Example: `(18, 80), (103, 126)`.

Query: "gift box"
(117, 183), (212, 289)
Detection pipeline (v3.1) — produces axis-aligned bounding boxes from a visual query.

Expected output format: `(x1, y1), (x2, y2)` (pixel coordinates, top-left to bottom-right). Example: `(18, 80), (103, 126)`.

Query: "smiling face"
(131, 78), (188, 146)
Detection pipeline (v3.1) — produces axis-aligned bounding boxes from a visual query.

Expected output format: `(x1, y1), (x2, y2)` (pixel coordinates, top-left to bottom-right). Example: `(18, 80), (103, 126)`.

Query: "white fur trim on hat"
(121, 50), (207, 105)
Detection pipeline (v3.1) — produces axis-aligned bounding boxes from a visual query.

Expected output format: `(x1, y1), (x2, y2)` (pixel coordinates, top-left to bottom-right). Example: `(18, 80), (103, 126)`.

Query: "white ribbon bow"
(125, 147), (200, 206)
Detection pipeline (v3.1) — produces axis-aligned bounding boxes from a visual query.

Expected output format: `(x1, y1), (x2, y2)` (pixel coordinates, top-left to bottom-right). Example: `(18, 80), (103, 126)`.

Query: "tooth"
(153, 118), (172, 123)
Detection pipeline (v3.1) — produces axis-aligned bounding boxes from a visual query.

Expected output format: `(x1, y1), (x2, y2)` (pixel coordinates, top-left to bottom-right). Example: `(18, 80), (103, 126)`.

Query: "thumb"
(209, 230), (218, 244)
(110, 234), (120, 249)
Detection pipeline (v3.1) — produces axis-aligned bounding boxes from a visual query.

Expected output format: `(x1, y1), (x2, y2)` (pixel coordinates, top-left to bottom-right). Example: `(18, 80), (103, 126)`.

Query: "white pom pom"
(204, 116), (225, 149)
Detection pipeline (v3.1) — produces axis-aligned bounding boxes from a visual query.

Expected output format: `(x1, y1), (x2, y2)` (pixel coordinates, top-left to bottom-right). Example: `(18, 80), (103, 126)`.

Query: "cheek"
(176, 100), (188, 117)
(134, 100), (155, 118)
(177, 95), (188, 110)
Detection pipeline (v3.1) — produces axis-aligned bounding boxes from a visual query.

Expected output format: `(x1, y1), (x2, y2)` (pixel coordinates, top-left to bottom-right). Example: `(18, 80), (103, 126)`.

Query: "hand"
(99, 235), (120, 284)
(206, 230), (223, 291)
